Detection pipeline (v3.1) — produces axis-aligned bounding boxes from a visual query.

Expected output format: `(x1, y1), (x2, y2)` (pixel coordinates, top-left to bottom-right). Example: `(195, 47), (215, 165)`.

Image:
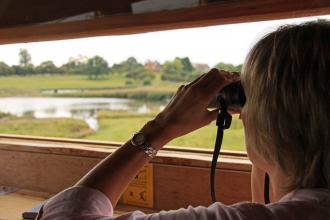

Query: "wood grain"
(0, 0), (137, 27)
(0, 136), (252, 210)
(0, 191), (45, 220)
(0, 0), (329, 45)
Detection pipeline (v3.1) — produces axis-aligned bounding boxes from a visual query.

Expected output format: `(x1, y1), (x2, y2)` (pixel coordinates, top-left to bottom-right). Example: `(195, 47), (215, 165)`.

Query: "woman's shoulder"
(263, 188), (330, 219)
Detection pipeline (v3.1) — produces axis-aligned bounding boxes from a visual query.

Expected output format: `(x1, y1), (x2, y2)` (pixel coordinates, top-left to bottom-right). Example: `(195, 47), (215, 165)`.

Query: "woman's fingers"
(189, 69), (241, 104)
(154, 68), (241, 141)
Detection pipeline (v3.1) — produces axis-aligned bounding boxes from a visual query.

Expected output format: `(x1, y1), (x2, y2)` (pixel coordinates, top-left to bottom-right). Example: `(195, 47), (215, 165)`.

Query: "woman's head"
(242, 19), (330, 191)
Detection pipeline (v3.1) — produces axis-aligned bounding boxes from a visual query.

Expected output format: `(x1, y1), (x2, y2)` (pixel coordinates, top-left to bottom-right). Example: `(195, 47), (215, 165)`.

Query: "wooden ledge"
(0, 134), (252, 210)
(0, 189), (153, 220)
(0, 134), (251, 171)
(0, 0), (329, 44)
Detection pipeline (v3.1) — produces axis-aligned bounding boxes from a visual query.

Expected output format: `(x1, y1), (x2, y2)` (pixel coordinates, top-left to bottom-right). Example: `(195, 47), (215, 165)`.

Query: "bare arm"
(76, 69), (240, 207)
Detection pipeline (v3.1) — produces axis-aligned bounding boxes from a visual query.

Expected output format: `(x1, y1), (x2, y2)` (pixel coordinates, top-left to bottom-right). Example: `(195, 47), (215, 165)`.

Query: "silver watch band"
(140, 141), (157, 158)
(131, 132), (158, 159)
(144, 146), (158, 158)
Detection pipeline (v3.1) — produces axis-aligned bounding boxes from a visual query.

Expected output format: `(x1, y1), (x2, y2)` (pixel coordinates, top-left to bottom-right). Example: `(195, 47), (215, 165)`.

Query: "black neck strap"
(210, 98), (232, 203)
(264, 172), (270, 204)
(210, 98), (270, 204)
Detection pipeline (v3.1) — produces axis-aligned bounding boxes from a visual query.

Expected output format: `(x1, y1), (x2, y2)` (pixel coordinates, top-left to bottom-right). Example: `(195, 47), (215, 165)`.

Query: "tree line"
(0, 48), (242, 83)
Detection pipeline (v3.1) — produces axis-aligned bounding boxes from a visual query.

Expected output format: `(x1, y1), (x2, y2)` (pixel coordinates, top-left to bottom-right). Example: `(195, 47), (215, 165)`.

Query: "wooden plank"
(153, 164), (251, 210)
(0, 0), (136, 28)
(0, 134), (248, 158)
(0, 149), (251, 209)
(0, 189), (134, 220)
(0, 150), (100, 194)
(0, 139), (251, 171)
(0, 0), (11, 17)
(0, 0), (329, 44)
(0, 190), (46, 220)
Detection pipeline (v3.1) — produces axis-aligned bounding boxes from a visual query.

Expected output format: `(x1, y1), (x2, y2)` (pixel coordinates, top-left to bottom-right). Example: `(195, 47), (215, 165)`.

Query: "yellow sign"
(123, 164), (154, 208)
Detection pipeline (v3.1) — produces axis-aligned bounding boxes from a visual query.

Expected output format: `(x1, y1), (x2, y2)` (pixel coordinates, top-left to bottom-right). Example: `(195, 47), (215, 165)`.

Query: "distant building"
(144, 60), (161, 72)
(192, 63), (210, 72)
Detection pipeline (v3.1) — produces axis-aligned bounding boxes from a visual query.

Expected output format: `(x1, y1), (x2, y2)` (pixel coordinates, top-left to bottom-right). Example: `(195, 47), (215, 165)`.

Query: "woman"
(37, 19), (330, 219)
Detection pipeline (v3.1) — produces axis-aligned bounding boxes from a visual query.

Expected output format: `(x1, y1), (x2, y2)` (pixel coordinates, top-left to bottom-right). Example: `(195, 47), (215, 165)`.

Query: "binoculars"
(208, 81), (246, 110)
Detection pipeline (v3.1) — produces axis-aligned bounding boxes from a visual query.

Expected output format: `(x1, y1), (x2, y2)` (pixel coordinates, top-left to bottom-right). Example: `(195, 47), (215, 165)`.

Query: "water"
(0, 97), (159, 130)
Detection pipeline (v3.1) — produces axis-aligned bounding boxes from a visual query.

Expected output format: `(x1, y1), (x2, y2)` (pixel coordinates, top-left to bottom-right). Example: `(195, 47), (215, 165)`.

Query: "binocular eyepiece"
(208, 81), (246, 110)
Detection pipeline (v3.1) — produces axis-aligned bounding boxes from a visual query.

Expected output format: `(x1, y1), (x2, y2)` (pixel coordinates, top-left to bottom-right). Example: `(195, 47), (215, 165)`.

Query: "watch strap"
(144, 145), (158, 158)
(131, 132), (157, 158)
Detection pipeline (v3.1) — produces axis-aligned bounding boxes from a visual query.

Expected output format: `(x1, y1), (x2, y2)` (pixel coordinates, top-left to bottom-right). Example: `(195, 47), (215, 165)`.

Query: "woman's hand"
(149, 69), (241, 146)
(75, 68), (240, 207)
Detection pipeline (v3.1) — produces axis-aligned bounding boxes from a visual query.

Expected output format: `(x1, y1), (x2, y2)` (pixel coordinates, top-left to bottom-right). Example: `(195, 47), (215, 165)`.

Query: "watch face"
(132, 132), (146, 146)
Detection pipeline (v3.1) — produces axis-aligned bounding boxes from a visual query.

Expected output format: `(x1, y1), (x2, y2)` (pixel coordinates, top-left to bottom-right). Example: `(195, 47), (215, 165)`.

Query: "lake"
(0, 97), (164, 130)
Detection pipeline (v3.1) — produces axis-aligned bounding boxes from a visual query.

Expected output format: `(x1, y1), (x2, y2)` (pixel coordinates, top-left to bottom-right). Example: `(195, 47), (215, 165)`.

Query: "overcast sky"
(0, 15), (329, 68)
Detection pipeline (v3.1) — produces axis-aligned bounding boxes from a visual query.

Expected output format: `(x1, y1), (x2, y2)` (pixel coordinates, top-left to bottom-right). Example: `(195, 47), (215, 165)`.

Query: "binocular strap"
(210, 98), (270, 204)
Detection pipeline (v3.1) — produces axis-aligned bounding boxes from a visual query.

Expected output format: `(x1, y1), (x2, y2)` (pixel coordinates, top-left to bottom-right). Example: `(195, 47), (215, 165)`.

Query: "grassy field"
(0, 74), (180, 99)
(0, 74), (127, 89)
(84, 109), (245, 151)
(0, 117), (94, 139)
(0, 75), (246, 151)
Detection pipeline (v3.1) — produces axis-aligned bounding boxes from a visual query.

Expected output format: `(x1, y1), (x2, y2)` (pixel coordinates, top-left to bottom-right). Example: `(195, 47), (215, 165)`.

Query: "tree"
(19, 48), (32, 67)
(177, 57), (193, 72)
(214, 62), (242, 72)
(0, 62), (14, 76)
(86, 56), (109, 79)
(110, 57), (142, 74)
(35, 61), (61, 75)
(125, 67), (155, 82)
(61, 54), (88, 74)
(161, 58), (186, 81)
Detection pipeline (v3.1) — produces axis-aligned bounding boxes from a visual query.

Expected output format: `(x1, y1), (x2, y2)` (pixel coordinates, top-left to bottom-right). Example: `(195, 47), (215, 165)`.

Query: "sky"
(0, 15), (330, 68)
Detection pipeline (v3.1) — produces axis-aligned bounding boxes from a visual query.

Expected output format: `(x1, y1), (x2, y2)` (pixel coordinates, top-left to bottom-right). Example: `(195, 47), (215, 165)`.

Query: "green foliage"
(143, 78), (152, 85)
(60, 54), (88, 74)
(0, 62), (14, 76)
(161, 57), (199, 82)
(214, 62), (242, 72)
(125, 67), (154, 81)
(178, 57), (193, 72)
(161, 58), (185, 81)
(125, 80), (133, 85)
(86, 55), (109, 79)
(110, 57), (142, 74)
(0, 111), (16, 119)
(12, 64), (35, 76)
(110, 57), (155, 84)
(35, 61), (62, 75)
(19, 48), (32, 67)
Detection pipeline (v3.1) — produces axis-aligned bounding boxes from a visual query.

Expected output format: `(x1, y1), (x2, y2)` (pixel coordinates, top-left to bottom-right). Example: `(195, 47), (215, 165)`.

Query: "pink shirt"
(38, 186), (330, 219)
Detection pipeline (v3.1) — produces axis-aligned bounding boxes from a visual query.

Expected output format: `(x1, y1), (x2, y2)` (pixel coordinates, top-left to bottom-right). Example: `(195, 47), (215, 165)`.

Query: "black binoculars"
(207, 81), (246, 110)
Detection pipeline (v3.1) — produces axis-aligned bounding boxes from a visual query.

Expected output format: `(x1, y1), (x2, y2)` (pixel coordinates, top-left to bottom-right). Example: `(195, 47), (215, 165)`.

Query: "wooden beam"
(0, 138), (251, 171)
(0, 0), (11, 17)
(0, 0), (329, 45)
(0, 0), (136, 28)
(0, 150), (251, 208)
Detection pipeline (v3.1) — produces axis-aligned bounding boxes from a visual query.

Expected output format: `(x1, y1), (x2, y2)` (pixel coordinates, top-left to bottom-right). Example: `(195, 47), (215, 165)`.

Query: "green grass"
(0, 74), (179, 100)
(0, 74), (182, 90)
(0, 74), (127, 89)
(0, 117), (94, 139)
(84, 109), (245, 151)
(0, 75), (246, 151)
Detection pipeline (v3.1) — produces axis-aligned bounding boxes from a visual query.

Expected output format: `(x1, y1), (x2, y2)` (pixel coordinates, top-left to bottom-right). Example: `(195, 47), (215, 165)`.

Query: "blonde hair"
(242, 19), (330, 191)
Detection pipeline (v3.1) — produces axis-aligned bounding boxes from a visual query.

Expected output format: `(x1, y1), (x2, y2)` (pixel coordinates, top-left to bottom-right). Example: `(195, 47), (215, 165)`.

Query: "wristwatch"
(131, 132), (157, 158)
